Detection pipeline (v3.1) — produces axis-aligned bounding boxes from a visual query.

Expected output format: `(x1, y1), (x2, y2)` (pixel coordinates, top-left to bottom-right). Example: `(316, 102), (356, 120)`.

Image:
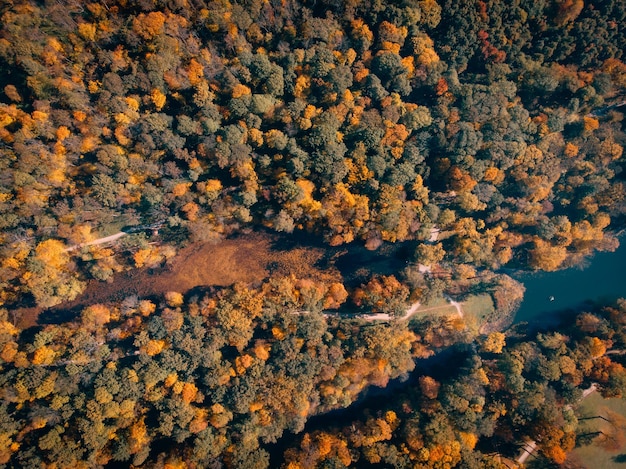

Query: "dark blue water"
(513, 239), (626, 323)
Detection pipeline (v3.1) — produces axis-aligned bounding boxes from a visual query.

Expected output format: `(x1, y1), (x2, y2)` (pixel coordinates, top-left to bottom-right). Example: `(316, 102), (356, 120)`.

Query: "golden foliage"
(481, 332), (506, 353)
(133, 12), (166, 40)
(81, 304), (111, 330)
(165, 291), (184, 307)
(78, 23), (97, 41)
(181, 382), (198, 404)
(231, 84), (251, 98)
(583, 116), (600, 132)
(31, 346), (56, 365)
(529, 238), (568, 271)
(151, 88), (166, 110)
(144, 339), (166, 356)
(35, 239), (68, 270)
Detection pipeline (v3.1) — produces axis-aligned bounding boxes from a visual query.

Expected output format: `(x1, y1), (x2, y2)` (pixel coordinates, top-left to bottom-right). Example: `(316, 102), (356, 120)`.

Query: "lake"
(513, 238), (626, 324)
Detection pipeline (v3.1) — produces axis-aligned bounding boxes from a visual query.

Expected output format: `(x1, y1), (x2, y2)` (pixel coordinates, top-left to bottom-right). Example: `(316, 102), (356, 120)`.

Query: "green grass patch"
(568, 391), (626, 468)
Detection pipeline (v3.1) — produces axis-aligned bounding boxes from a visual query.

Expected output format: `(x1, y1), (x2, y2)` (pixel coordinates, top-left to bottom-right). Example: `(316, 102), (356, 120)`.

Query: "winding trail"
(358, 297), (464, 322)
(64, 232), (127, 252)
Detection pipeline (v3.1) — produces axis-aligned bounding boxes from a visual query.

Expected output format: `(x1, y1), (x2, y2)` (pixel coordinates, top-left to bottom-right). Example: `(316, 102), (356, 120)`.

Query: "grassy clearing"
(462, 294), (495, 324)
(415, 298), (458, 317)
(567, 391), (626, 468)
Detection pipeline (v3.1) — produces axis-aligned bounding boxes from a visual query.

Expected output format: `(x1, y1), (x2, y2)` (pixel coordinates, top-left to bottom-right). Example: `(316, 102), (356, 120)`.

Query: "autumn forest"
(1, 0), (626, 467)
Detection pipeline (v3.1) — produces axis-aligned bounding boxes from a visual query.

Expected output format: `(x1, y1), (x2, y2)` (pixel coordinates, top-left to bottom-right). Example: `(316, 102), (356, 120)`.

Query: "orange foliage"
(129, 418), (149, 454)
(181, 382), (198, 404)
(231, 84), (251, 98)
(529, 238), (568, 271)
(81, 304), (111, 330)
(419, 376), (440, 399)
(32, 345), (56, 365)
(583, 116), (600, 132)
(254, 340), (271, 360)
(187, 58), (204, 85)
(144, 339), (166, 356)
(133, 12), (166, 40)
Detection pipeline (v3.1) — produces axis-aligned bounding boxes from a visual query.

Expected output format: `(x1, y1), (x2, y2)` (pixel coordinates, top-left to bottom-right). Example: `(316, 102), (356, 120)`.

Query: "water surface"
(513, 239), (626, 323)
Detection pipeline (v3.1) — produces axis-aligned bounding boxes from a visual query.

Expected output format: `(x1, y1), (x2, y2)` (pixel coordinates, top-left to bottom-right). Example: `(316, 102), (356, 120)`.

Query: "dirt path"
(360, 298), (463, 322)
(64, 232), (127, 252)
(446, 296), (464, 318)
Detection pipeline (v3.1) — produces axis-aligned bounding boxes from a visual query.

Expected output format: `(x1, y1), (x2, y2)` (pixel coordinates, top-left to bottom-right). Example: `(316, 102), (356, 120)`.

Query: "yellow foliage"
(32, 346), (56, 365)
(172, 381), (184, 395)
(235, 354), (254, 374)
(56, 126), (70, 141)
(151, 88), (166, 110)
(35, 239), (68, 270)
(459, 432), (478, 450)
(248, 128), (264, 146)
(564, 142), (579, 157)
(351, 19), (374, 42)
(418, 47), (440, 66)
(204, 178), (223, 193)
(589, 337), (607, 358)
(272, 326), (285, 340)
(129, 418), (148, 454)
(483, 167), (503, 184)
(165, 291), (184, 307)
(381, 41), (401, 54)
(139, 300), (156, 316)
(78, 22), (97, 41)
(529, 238), (568, 271)
(125, 96), (140, 111)
(481, 332), (506, 353)
(81, 304), (111, 329)
(114, 126), (131, 146)
(73, 110), (87, 122)
(401, 56), (415, 77)
(164, 373), (178, 388)
(303, 104), (318, 120)
(80, 135), (99, 153)
(249, 401), (263, 412)
(95, 387), (113, 404)
(164, 459), (188, 469)
(32, 110), (48, 121)
(0, 320), (18, 336)
(1, 342), (18, 363)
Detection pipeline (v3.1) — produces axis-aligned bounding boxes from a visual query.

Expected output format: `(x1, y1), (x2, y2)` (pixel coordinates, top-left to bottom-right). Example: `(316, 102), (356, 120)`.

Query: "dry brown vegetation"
(15, 232), (341, 329)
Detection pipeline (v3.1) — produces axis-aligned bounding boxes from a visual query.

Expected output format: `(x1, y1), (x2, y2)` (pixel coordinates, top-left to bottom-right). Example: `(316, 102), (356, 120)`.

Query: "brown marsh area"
(14, 230), (411, 329)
